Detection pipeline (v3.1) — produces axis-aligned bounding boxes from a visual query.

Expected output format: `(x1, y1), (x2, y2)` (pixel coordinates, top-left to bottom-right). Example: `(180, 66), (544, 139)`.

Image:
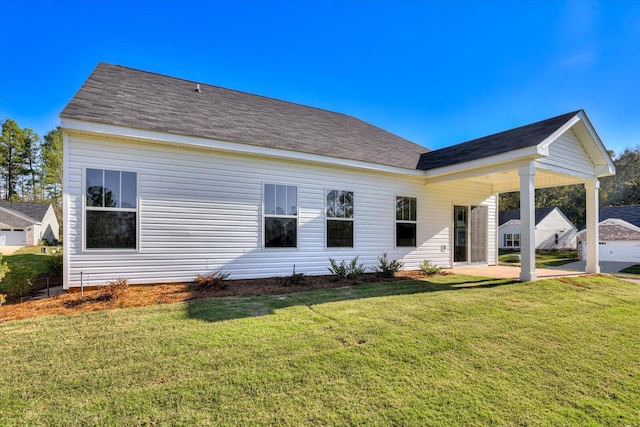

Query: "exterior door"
(453, 205), (488, 264)
(470, 205), (488, 263)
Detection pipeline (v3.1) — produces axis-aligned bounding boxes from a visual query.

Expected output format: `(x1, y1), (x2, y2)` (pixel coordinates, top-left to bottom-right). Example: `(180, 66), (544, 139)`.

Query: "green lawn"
(620, 265), (640, 274)
(1, 274), (639, 426)
(498, 250), (578, 268)
(2, 246), (54, 276)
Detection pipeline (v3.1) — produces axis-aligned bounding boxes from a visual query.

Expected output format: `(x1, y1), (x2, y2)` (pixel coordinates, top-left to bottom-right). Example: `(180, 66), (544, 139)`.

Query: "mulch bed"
(0, 271), (426, 322)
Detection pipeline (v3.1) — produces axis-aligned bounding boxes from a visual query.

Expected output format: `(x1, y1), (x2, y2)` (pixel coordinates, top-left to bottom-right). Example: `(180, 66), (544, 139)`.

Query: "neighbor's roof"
(417, 111), (581, 170)
(61, 63), (430, 170)
(0, 202), (51, 223)
(578, 218), (640, 242)
(498, 207), (557, 226)
(599, 205), (640, 228)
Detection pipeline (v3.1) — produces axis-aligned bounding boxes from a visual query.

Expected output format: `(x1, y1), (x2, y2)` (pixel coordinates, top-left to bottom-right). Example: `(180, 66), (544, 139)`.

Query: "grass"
(498, 250), (578, 268)
(620, 265), (640, 274)
(2, 246), (56, 276)
(1, 274), (639, 426)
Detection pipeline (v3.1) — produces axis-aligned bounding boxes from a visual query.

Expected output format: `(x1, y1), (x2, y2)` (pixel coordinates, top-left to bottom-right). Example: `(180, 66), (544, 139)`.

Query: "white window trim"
(82, 167), (140, 253)
(395, 195), (417, 248)
(325, 188), (355, 249)
(262, 182), (298, 250)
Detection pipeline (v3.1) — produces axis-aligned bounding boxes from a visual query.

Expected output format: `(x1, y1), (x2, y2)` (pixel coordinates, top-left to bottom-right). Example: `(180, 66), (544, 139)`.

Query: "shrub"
(194, 271), (231, 290)
(372, 253), (404, 278)
(48, 253), (63, 276)
(275, 265), (306, 287)
(99, 278), (130, 301)
(2, 265), (37, 298)
(420, 259), (442, 276)
(328, 256), (365, 280)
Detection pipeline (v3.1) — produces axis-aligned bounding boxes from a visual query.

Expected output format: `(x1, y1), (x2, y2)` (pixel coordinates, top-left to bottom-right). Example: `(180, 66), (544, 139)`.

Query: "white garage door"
(598, 241), (640, 263)
(0, 230), (25, 246)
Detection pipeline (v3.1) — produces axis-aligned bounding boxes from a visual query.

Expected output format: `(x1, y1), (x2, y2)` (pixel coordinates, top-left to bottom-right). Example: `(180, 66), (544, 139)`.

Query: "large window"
(264, 184), (297, 248)
(396, 196), (417, 247)
(85, 168), (137, 250)
(326, 189), (354, 247)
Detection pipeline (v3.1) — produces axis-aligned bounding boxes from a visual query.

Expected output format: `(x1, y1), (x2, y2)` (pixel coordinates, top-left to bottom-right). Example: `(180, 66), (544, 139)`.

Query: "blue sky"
(1, 0), (639, 156)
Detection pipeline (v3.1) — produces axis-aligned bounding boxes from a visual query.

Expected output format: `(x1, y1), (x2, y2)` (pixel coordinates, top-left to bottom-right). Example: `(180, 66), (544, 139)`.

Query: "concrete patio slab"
(450, 265), (582, 280)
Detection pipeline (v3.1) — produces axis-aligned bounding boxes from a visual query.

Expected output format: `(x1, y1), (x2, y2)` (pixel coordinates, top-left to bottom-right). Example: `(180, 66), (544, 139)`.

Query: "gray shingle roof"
(61, 63), (430, 170)
(417, 111), (581, 170)
(498, 207), (556, 226)
(599, 205), (640, 228)
(0, 202), (51, 223)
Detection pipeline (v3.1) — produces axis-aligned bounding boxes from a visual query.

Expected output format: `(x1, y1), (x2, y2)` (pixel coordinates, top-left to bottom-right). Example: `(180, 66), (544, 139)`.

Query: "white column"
(585, 180), (600, 274)
(519, 163), (536, 281)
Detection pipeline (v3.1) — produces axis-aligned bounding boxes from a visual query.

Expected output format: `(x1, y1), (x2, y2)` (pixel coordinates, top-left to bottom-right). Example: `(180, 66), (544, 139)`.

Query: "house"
(577, 205), (640, 263)
(498, 207), (578, 250)
(0, 202), (60, 246)
(59, 63), (615, 289)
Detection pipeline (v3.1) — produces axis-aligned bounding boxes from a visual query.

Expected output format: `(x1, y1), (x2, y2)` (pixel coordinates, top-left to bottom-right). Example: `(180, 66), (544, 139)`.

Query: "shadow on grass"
(185, 276), (517, 323)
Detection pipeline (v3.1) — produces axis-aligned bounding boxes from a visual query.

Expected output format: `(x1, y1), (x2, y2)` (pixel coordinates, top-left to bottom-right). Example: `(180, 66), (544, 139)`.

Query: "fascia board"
(424, 147), (543, 181)
(61, 119), (427, 177)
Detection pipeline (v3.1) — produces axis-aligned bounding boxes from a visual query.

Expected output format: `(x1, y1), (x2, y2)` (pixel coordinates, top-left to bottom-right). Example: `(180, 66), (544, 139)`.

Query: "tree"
(41, 127), (63, 206)
(0, 119), (27, 200)
(600, 146), (640, 206)
(21, 128), (41, 201)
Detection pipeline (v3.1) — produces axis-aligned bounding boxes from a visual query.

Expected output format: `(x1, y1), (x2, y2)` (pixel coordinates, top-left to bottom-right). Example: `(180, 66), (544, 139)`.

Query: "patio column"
(519, 163), (536, 281)
(585, 180), (600, 274)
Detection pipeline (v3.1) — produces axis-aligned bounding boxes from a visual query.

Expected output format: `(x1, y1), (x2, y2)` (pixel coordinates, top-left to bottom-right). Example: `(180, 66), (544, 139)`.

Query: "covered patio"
(419, 110), (616, 281)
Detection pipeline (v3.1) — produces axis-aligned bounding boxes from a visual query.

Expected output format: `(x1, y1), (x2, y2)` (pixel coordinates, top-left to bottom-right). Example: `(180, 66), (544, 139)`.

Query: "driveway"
(548, 260), (637, 274)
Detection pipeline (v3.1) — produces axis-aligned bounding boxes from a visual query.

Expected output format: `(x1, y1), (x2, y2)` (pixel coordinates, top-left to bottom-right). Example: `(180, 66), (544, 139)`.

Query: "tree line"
(500, 146), (640, 229)
(1, 118), (62, 212)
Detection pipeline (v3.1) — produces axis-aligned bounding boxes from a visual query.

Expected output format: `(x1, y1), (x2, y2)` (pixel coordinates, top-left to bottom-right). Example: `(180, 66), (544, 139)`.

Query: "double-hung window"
(396, 196), (417, 247)
(326, 189), (354, 247)
(504, 233), (520, 248)
(85, 168), (137, 250)
(264, 184), (297, 248)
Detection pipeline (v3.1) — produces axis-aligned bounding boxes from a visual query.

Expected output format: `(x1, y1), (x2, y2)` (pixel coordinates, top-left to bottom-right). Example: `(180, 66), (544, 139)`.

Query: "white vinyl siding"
(64, 134), (498, 288)
(538, 129), (596, 175)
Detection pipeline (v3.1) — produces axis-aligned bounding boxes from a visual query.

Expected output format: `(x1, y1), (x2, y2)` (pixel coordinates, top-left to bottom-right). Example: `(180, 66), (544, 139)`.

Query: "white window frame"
(325, 188), (355, 248)
(83, 167), (139, 252)
(262, 183), (298, 249)
(395, 195), (417, 247)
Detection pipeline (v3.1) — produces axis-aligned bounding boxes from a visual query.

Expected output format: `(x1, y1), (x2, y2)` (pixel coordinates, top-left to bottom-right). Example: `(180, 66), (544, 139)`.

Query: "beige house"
(0, 202), (60, 246)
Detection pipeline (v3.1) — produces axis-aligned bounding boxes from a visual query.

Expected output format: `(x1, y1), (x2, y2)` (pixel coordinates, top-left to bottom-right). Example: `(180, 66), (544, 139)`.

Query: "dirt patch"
(0, 271), (427, 322)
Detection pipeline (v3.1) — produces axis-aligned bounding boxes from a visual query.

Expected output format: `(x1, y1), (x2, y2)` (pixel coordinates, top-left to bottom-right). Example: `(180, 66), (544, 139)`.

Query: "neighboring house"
(498, 207), (578, 250)
(59, 63), (615, 289)
(577, 205), (640, 263)
(0, 202), (60, 246)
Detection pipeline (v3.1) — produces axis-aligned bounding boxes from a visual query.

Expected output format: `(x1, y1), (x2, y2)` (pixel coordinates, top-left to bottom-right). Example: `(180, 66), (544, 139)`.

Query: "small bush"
(194, 271), (231, 290)
(2, 265), (37, 298)
(328, 256), (365, 281)
(372, 253), (404, 278)
(99, 278), (130, 301)
(276, 265), (306, 287)
(420, 259), (442, 276)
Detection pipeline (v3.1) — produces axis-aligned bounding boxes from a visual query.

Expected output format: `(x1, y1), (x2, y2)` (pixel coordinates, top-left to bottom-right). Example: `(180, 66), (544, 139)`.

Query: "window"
(85, 168), (137, 250)
(396, 196), (417, 247)
(326, 189), (354, 247)
(555, 233), (559, 244)
(504, 233), (520, 248)
(264, 184), (297, 248)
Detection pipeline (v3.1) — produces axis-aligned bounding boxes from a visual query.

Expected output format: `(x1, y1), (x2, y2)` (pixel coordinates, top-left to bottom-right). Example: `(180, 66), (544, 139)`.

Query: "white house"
(498, 207), (578, 250)
(577, 205), (640, 263)
(59, 63), (615, 289)
(0, 202), (60, 246)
